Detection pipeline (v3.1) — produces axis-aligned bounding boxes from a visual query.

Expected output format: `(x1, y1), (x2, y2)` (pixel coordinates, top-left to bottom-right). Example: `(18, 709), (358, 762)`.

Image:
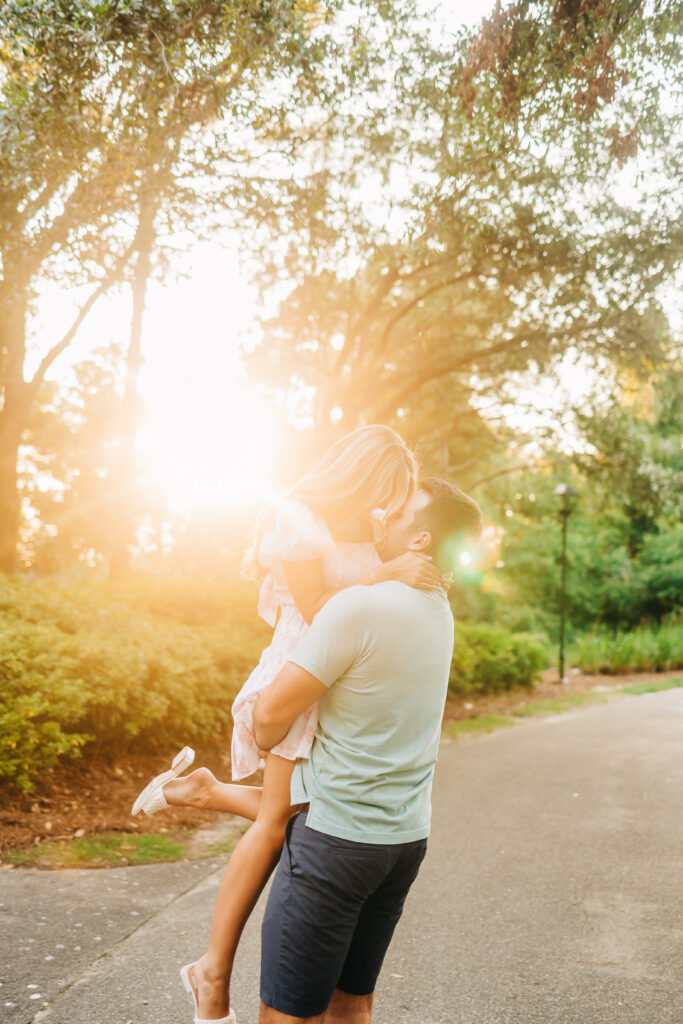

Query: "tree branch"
(340, 263), (403, 376)
(368, 337), (518, 422)
(22, 44), (258, 283)
(375, 269), (480, 356)
(27, 243), (136, 395)
(468, 464), (530, 490)
(369, 313), (606, 423)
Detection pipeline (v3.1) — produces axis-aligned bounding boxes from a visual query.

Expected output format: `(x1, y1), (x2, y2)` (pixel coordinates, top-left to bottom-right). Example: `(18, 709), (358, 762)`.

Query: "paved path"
(2, 688), (682, 1024)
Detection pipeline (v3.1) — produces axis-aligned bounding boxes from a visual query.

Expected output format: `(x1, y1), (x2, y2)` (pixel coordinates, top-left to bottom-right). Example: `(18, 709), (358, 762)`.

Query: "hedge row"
(0, 575), (269, 791)
(569, 619), (683, 675)
(450, 622), (548, 695)
(0, 575), (548, 791)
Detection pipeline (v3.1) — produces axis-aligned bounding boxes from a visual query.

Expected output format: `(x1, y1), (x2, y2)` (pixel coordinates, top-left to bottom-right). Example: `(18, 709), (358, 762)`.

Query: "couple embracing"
(132, 425), (482, 1023)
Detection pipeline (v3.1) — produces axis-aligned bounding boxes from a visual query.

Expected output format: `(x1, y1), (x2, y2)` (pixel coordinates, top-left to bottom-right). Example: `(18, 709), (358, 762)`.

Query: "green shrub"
(0, 574), (270, 791)
(569, 619), (683, 674)
(449, 623), (548, 695)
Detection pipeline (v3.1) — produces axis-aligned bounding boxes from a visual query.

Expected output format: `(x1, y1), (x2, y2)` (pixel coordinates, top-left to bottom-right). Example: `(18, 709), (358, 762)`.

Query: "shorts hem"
(260, 992), (329, 1019)
(335, 982), (376, 997)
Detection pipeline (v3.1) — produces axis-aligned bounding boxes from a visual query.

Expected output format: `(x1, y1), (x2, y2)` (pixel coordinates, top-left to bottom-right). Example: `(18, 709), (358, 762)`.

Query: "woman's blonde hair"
(289, 424), (418, 522)
(243, 425), (418, 577)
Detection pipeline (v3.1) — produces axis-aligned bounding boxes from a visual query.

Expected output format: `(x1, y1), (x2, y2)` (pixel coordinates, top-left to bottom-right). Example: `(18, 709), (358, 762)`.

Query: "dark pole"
(554, 484), (578, 684)
(558, 505), (569, 683)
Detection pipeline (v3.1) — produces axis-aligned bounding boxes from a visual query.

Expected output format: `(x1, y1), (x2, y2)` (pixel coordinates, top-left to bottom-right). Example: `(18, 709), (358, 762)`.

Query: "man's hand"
(253, 662), (327, 751)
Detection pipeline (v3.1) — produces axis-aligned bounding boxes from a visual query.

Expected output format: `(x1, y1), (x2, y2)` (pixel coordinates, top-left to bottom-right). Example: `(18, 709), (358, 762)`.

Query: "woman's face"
(378, 489), (430, 560)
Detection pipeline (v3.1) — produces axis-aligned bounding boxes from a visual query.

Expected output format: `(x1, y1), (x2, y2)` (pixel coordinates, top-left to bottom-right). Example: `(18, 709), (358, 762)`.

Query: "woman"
(132, 425), (445, 1022)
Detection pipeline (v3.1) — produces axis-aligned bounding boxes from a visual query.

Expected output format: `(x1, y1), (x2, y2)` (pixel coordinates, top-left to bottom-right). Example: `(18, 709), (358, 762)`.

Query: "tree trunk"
(0, 422), (22, 575)
(0, 297), (29, 575)
(109, 198), (156, 578)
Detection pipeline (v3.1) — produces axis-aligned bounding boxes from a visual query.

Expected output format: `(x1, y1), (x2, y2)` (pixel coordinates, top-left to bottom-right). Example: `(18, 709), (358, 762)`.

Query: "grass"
(203, 839), (240, 857)
(4, 831), (189, 869)
(620, 677), (683, 696)
(443, 677), (683, 743)
(444, 714), (516, 738)
(3, 823), (244, 870)
(510, 692), (611, 717)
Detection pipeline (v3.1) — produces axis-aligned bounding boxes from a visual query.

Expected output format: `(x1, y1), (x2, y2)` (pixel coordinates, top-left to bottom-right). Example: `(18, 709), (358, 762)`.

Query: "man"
(253, 478), (482, 1024)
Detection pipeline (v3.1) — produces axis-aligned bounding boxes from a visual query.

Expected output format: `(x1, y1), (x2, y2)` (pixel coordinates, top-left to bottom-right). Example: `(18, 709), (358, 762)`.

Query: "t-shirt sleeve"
(288, 586), (373, 687)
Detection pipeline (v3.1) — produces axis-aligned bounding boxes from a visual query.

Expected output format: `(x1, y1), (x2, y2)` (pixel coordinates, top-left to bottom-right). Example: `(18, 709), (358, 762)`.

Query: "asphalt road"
(2, 688), (682, 1024)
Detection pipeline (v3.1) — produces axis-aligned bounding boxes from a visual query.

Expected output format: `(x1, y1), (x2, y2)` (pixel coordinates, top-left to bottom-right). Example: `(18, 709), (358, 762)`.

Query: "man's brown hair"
(411, 477), (482, 572)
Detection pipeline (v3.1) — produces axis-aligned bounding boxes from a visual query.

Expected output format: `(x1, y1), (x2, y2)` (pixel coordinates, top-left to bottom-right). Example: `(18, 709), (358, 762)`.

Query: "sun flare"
(137, 378), (277, 514)
(129, 245), (280, 514)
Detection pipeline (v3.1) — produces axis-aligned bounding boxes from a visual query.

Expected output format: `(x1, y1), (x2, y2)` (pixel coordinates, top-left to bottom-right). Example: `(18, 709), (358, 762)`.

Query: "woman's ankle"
(193, 955), (231, 1016)
(189, 767), (217, 807)
(195, 954), (229, 983)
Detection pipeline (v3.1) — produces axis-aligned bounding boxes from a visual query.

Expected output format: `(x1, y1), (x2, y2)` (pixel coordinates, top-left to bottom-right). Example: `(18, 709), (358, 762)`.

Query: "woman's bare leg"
(163, 767), (263, 820)
(190, 754), (296, 1018)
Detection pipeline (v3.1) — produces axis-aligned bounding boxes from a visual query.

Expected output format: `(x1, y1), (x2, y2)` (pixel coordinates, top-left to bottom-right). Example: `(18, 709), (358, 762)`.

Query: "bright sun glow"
(31, 242), (281, 516)
(134, 249), (278, 513)
(137, 378), (277, 514)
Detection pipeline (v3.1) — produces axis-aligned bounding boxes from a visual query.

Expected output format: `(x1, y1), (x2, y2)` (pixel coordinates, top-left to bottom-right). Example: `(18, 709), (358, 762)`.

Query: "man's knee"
(324, 988), (374, 1023)
(259, 1000), (325, 1023)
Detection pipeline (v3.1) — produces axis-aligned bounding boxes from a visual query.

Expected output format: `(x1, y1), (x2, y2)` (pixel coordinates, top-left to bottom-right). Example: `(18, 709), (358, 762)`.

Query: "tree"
(20, 347), (127, 572)
(470, 362), (683, 636)
(246, 6), (681, 476)
(460, 0), (681, 164)
(573, 362), (683, 551)
(109, 195), (155, 577)
(0, 0), (415, 572)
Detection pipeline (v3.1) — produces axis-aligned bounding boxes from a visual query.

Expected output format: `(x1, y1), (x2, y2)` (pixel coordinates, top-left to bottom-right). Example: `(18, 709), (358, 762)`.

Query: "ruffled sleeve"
(256, 499), (333, 627)
(258, 498), (332, 570)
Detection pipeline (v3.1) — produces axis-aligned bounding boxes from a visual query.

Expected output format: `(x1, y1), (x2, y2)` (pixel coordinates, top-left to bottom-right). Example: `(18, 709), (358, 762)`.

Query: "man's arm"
(255, 586), (371, 750)
(253, 662), (327, 751)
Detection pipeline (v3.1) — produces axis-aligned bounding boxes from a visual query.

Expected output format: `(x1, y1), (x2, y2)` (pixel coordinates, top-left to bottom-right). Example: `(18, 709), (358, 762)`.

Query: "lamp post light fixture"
(554, 484), (579, 684)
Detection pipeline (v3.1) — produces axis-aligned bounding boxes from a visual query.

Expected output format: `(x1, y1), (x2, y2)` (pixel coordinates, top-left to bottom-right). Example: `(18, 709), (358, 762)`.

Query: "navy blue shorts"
(260, 812), (427, 1018)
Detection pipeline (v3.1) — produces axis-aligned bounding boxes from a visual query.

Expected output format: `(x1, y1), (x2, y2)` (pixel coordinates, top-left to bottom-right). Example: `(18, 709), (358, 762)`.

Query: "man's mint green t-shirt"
(289, 581), (454, 844)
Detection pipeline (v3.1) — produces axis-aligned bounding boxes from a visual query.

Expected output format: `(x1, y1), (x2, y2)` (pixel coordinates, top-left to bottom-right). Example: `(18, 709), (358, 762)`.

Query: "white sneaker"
(130, 746), (195, 816)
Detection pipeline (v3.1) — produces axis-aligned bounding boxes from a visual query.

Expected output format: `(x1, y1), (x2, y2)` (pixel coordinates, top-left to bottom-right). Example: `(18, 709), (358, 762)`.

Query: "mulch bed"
(1, 669), (679, 856)
(0, 742), (240, 855)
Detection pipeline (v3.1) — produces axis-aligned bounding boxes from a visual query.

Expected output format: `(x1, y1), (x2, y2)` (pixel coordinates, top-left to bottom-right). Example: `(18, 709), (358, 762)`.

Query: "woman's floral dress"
(230, 498), (380, 780)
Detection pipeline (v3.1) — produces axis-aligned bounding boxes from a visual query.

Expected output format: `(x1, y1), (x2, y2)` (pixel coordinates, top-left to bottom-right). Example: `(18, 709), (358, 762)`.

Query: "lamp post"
(554, 484), (579, 684)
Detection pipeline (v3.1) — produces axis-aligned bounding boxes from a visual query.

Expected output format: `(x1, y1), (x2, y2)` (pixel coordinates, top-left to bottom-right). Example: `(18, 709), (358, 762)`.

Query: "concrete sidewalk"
(2, 687), (682, 1024)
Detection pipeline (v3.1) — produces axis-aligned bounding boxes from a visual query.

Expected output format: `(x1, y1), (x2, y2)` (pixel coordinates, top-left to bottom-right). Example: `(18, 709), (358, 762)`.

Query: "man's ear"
(406, 530), (432, 554)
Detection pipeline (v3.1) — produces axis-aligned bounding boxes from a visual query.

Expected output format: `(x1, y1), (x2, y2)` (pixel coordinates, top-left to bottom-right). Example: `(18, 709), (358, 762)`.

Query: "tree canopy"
(0, 0), (418, 572)
(246, 2), (682, 474)
(1, 0), (681, 581)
